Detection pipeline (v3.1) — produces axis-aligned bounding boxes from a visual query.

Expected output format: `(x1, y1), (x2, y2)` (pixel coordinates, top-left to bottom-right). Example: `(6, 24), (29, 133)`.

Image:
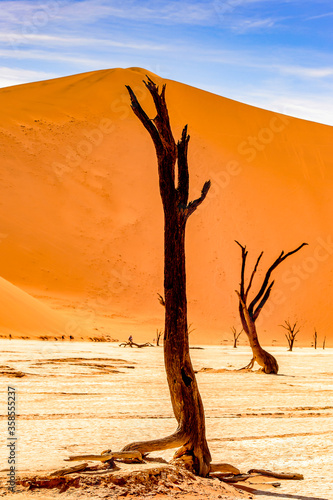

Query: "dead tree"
(323, 336), (326, 349)
(313, 329), (318, 349)
(124, 78), (211, 476)
(231, 326), (243, 348)
(157, 292), (165, 307)
(119, 340), (154, 348)
(156, 293), (165, 346)
(235, 241), (307, 374)
(156, 329), (163, 346)
(280, 321), (300, 351)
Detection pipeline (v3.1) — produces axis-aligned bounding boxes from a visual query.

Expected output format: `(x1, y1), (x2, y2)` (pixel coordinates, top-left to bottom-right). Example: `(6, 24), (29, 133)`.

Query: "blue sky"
(0, 0), (332, 124)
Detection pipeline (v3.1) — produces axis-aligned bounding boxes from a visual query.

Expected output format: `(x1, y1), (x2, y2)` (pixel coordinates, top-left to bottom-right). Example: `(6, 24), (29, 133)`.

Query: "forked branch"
(126, 85), (163, 153)
(185, 180), (211, 219)
(126, 80), (210, 220)
(236, 242), (307, 321)
(248, 243), (308, 317)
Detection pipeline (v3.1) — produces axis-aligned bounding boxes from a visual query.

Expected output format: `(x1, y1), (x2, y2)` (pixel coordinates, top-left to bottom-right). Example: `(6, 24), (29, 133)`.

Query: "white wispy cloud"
(0, 48), (107, 66)
(191, 46), (333, 81)
(230, 16), (278, 32)
(306, 11), (333, 21)
(198, 79), (333, 126)
(0, 66), (57, 88)
(0, 0), (282, 28)
(0, 32), (168, 51)
(246, 91), (333, 126)
(276, 65), (333, 79)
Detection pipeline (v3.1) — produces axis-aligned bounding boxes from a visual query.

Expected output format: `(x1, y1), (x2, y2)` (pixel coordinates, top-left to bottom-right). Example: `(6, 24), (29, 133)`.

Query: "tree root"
(60, 448), (304, 494)
(121, 429), (185, 454)
(248, 469), (304, 480)
(238, 351), (279, 374)
(210, 463), (241, 474)
(66, 451), (143, 463)
(44, 449), (304, 500)
(238, 358), (255, 370)
(49, 463), (89, 477)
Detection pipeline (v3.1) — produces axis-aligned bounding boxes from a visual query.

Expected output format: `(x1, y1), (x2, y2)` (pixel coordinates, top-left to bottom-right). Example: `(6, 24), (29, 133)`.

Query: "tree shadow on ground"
(236, 485), (327, 500)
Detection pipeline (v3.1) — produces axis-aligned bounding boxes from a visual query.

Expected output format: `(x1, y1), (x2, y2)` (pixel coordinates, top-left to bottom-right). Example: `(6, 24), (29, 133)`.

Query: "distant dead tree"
(280, 321), (300, 351)
(157, 292), (165, 307)
(119, 340), (154, 348)
(313, 329), (318, 349)
(235, 241), (307, 374)
(156, 294), (165, 345)
(323, 336), (326, 349)
(156, 329), (163, 346)
(125, 78), (211, 475)
(231, 326), (243, 348)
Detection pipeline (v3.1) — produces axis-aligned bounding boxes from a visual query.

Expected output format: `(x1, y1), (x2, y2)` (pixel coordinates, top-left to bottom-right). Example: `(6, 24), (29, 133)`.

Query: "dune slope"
(0, 277), (67, 337)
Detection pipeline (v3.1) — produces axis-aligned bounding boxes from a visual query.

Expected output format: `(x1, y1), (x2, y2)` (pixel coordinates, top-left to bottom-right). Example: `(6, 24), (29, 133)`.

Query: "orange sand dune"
(0, 276), (67, 338)
(0, 67), (332, 345)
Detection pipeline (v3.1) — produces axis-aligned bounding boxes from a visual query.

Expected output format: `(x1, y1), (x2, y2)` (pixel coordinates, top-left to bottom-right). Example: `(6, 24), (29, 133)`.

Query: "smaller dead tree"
(156, 293), (165, 346)
(323, 336), (326, 349)
(280, 321), (300, 351)
(231, 326), (243, 348)
(157, 293), (165, 307)
(313, 329), (318, 349)
(156, 329), (163, 346)
(235, 241), (307, 374)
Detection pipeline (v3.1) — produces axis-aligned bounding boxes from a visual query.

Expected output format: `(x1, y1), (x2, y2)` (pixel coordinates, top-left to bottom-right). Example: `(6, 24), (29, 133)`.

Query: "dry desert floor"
(0, 341), (332, 499)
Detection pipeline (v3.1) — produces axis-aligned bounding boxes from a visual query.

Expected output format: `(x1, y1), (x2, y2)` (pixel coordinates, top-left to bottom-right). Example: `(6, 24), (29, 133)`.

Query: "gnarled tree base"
(121, 429), (185, 454)
(54, 448), (304, 499)
(121, 428), (211, 477)
(240, 349), (278, 374)
(255, 348), (279, 374)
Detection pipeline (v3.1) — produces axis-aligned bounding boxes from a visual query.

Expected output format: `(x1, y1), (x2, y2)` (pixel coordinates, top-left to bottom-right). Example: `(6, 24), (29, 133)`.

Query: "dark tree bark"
(313, 329), (318, 349)
(231, 326), (243, 348)
(123, 78), (211, 476)
(323, 336), (326, 349)
(235, 241), (307, 374)
(280, 321), (300, 351)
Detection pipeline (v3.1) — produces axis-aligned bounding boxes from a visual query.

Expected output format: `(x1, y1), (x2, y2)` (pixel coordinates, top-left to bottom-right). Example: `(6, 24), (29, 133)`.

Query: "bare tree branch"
(252, 281), (274, 321)
(245, 252), (263, 298)
(143, 77), (175, 147)
(185, 180), (211, 219)
(177, 125), (190, 208)
(249, 243), (308, 316)
(157, 293), (165, 307)
(126, 85), (162, 152)
(235, 241), (247, 297)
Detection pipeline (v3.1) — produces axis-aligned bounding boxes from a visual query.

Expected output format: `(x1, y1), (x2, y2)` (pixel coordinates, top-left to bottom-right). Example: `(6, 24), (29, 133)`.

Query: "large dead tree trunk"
(124, 78), (211, 476)
(235, 241), (307, 374)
